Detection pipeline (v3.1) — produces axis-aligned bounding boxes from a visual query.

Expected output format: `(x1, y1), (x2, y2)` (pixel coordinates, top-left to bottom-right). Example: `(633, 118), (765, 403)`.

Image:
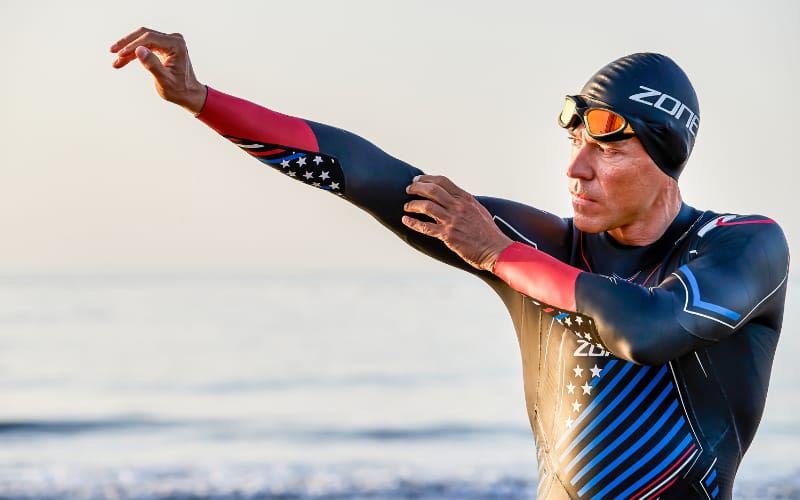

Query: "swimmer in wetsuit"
(111, 28), (789, 499)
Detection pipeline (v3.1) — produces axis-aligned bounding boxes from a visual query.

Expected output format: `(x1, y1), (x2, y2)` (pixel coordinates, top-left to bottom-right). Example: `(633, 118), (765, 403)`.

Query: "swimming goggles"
(558, 95), (635, 141)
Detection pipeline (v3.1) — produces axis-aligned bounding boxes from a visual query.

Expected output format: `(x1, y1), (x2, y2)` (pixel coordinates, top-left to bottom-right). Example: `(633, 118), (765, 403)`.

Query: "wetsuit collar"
(585, 203), (702, 282)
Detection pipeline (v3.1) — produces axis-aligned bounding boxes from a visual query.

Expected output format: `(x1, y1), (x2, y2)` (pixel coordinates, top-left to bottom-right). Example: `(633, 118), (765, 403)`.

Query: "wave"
(0, 464), (537, 500)
(0, 462), (797, 500)
(0, 416), (529, 442)
(0, 417), (174, 436)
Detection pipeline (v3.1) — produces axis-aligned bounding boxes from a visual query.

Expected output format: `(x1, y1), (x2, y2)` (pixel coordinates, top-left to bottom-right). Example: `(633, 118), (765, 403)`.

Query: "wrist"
(183, 84), (208, 115)
(484, 239), (515, 273)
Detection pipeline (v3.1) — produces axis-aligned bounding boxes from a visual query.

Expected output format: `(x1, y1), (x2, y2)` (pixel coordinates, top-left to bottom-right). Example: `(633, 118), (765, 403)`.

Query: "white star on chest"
(573, 366), (584, 378)
(564, 316), (572, 327)
(565, 416), (574, 427)
(590, 364), (602, 378)
(572, 400), (582, 413)
(575, 316), (583, 325)
(566, 382), (575, 394)
(581, 382), (592, 395)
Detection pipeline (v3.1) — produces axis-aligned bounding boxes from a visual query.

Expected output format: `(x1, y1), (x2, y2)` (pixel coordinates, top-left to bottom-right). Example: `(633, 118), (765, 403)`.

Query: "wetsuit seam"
(703, 355), (744, 459)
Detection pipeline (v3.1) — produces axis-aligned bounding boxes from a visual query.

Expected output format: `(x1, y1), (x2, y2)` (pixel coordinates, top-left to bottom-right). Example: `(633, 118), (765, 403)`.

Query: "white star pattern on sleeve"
(573, 366), (584, 378)
(590, 364), (602, 378)
(567, 382), (576, 394)
(232, 139), (346, 195)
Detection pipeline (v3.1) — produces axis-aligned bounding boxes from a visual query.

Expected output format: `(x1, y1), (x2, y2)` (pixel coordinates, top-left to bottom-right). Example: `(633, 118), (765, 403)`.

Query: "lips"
(570, 190), (594, 203)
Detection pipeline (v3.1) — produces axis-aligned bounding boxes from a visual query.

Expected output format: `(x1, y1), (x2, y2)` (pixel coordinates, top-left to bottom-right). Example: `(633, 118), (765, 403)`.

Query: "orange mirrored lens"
(584, 108), (627, 136)
(559, 98), (577, 127)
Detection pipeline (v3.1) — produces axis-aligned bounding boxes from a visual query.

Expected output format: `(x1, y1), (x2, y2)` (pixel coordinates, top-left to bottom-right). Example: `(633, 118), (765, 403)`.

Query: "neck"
(607, 182), (683, 246)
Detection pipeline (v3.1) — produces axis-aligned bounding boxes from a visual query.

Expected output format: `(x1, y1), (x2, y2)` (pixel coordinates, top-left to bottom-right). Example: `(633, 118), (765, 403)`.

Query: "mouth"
(570, 190), (593, 202)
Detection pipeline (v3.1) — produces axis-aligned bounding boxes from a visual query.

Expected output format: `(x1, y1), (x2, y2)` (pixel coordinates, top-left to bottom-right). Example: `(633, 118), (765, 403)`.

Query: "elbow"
(606, 321), (696, 366)
(623, 341), (675, 366)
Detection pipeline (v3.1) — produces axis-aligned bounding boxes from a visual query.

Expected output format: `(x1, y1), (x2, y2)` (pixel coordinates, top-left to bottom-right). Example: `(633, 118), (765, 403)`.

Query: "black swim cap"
(576, 53), (699, 179)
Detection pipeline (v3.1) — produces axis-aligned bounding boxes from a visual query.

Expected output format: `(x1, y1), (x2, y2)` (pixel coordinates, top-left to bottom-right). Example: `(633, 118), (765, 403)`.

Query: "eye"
(597, 143), (619, 156)
(567, 134), (582, 147)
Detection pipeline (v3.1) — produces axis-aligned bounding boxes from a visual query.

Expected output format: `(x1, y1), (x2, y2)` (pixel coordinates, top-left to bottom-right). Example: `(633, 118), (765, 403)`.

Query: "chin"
(572, 214), (608, 234)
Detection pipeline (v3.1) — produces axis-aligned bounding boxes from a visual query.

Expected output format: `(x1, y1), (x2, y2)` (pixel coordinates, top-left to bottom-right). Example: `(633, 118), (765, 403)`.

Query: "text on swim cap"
(628, 86), (699, 136)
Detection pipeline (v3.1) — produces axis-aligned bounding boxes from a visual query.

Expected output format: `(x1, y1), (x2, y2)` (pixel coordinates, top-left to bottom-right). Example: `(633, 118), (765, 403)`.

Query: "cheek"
(597, 168), (635, 203)
(604, 163), (660, 210)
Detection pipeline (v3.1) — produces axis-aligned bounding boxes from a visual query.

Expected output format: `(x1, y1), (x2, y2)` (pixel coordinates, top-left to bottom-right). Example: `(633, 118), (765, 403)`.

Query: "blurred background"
(0, 1), (797, 498)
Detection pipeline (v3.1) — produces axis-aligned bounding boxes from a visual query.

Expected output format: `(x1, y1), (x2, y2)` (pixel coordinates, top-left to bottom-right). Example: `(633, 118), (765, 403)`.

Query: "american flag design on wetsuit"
(533, 299), (703, 499)
(533, 298), (604, 352)
(227, 136), (345, 195)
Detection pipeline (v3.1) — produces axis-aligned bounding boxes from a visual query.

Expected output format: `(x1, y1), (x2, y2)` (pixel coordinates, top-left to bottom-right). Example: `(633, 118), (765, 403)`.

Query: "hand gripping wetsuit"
(196, 87), (790, 499)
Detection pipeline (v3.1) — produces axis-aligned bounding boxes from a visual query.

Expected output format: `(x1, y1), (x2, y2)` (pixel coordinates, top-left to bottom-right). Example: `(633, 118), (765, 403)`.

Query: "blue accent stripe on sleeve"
(680, 265), (741, 320)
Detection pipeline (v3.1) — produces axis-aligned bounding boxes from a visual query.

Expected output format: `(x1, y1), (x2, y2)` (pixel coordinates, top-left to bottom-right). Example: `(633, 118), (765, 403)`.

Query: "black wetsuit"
(196, 87), (790, 499)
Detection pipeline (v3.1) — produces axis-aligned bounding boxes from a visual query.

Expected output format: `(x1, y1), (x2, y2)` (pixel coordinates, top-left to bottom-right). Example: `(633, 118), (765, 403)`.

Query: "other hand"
(402, 175), (513, 272)
(110, 27), (207, 114)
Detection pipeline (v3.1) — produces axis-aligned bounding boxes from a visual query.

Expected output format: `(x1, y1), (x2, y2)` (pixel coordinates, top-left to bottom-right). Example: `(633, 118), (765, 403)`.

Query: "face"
(566, 125), (670, 234)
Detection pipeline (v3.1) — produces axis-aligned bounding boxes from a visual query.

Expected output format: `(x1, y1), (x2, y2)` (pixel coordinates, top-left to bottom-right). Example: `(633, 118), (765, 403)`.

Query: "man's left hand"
(402, 175), (513, 272)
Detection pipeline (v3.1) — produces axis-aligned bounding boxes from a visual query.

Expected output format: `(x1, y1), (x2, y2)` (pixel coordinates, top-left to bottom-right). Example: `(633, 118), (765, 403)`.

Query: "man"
(111, 27), (789, 499)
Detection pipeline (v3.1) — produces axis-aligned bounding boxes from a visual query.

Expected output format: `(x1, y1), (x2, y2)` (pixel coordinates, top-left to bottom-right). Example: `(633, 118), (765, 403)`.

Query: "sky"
(0, 0), (798, 273)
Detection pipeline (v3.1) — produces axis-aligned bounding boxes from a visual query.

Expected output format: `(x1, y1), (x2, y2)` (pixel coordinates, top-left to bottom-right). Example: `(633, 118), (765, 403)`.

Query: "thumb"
(135, 46), (166, 78)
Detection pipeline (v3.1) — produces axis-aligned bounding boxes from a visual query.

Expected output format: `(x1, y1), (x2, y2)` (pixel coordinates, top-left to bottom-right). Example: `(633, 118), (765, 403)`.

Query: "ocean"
(0, 271), (797, 499)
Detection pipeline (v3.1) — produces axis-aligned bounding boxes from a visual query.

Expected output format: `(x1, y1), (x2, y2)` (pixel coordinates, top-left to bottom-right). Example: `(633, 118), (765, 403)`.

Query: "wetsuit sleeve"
(196, 87), (572, 273)
(493, 216), (790, 365)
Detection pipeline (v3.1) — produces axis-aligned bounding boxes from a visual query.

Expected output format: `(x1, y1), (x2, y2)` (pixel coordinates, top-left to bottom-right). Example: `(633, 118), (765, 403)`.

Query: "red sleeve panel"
(493, 242), (581, 311)
(197, 87), (319, 152)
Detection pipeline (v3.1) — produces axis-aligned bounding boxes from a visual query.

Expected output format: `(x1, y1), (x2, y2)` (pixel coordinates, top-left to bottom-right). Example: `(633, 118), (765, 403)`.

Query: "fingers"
(413, 174), (469, 197)
(132, 46), (166, 79)
(401, 215), (443, 239)
(404, 199), (448, 222)
(110, 28), (184, 69)
(405, 175), (459, 206)
(109, 26), (163, 53)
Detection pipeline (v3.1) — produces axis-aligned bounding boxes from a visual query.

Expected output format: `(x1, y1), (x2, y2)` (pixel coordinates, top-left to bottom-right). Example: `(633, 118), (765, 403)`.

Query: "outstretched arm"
(110, 27), (522, 273)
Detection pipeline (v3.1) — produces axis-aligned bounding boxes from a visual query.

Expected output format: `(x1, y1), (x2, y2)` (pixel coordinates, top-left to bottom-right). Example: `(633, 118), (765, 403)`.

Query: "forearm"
(493, 242), (701, 364)
(196, 86), (477, 271)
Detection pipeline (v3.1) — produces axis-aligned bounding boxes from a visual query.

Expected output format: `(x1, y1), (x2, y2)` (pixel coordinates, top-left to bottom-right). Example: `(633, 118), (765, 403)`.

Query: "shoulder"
(693, 212), (786, 248)
(477, 196), (572, 253)
(689, 212), (789, 276)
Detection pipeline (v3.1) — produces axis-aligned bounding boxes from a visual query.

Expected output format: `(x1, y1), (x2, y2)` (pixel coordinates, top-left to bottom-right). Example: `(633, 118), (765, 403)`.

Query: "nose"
(566, 140), (594, 180)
